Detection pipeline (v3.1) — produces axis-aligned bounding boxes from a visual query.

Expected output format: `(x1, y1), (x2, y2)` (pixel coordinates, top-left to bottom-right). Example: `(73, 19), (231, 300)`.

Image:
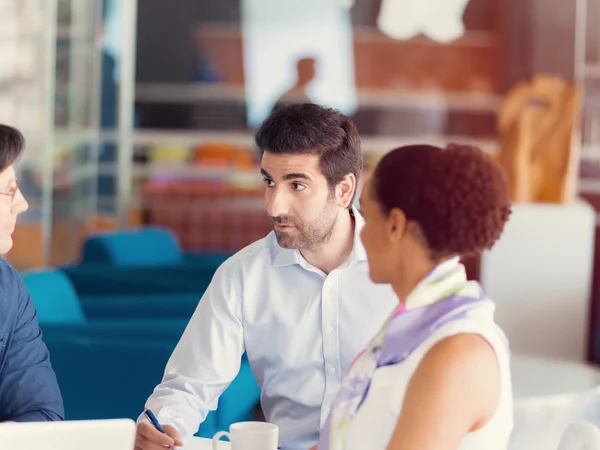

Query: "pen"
(144, 409), (167, 435)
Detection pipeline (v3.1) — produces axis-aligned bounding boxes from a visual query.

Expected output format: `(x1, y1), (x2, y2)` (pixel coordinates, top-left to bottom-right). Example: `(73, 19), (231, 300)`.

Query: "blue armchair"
(80, 226), (231, 269)
(23, 269), (260, 436)
(61, 227), (230, 298)
(46, 333), (174, 420)
(61, 264), (213, 297)
(22, 268), (190, 339)
(45, 332), (259, 438)
(81, 226), (185, 267)
(80, 292), (201, 320)
(25, 263), (211, 322)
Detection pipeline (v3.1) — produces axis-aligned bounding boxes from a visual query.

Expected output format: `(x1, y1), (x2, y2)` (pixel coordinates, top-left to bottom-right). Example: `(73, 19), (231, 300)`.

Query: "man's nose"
(266, 188), (289, 218)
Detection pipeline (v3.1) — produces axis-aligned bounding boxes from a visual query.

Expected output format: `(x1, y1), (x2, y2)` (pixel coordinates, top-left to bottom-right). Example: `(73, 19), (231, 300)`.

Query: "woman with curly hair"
(316, 144), (513, 450)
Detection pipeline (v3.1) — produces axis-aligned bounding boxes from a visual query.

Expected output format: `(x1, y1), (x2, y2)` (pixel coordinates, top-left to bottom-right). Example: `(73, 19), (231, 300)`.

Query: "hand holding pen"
(134, 409), (183, 450)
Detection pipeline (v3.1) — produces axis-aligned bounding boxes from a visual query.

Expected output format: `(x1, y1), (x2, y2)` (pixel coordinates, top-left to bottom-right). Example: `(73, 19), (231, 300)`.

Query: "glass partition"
(2, 0), (137, 269)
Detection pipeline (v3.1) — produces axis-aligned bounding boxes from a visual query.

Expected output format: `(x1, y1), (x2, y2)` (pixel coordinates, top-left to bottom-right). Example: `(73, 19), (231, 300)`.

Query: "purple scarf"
(318, 283), (507, 450)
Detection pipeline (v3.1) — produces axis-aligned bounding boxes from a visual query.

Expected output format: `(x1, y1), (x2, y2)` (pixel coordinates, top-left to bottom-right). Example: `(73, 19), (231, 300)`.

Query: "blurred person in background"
(135, 104), (397, 450)
(0, 124), (64, 423)
(272, 57), (318, 112)
(316, 144), (513, 450)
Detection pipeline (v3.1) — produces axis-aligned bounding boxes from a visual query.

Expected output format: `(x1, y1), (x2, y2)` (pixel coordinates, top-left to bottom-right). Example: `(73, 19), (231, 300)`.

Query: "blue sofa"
(62, 263), (214, 297)
(80, 292), (202, 320)
(45, 333), (175, 420)
(27, 264), (203, 321)
(60, 227), (230, 300)
(22, 268), (261, 437)
(45, 332), (259, 437)
(80, 226), (231, 270)
(22, 268), (190, 337)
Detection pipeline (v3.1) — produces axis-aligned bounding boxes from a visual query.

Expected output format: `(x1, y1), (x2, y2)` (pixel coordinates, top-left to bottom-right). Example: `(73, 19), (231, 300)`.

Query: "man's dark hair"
(0, 125), (24, 172)
(255, 103), (362, 207)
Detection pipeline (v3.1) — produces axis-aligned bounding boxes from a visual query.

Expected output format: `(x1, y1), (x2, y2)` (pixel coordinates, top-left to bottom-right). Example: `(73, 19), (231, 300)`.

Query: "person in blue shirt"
(0, 124), (64, 422)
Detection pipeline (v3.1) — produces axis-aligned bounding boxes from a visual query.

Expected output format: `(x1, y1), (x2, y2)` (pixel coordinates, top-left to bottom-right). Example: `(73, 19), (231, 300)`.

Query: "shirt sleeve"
(0, 273), (64, 422)
(141, 263), (245, 441)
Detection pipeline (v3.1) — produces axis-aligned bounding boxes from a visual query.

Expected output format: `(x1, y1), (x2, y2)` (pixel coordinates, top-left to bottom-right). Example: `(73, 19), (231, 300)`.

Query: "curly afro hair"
(373, 143), (511, 259)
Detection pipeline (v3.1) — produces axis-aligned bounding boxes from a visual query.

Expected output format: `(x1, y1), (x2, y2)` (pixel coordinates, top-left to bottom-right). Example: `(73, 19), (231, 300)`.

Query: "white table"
(511, 354), (600, 450)
(182, 355), (600, 450)
(182, 437), (230, 449)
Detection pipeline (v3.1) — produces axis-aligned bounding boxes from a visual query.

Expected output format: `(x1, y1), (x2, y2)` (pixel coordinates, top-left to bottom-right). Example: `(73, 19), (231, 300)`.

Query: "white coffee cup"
(212, 421), (278, 450)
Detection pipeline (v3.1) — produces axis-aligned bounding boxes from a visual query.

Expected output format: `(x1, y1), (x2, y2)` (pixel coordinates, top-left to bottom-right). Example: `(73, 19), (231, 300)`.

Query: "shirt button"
(326, 325), (334, 333)
(328, 365), (336, 375)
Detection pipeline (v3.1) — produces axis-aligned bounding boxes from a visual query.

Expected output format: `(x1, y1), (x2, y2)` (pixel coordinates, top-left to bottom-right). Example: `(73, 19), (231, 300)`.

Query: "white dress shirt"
(143, 209), (398, 450)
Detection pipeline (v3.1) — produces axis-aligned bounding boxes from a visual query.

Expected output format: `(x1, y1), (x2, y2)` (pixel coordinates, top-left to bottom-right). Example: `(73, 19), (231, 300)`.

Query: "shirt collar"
(273, 205), (367, 267)
(349, 206), (367, 264)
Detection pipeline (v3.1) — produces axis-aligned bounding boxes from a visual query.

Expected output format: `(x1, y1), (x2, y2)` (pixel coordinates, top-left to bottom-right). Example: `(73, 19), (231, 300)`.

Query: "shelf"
(351, 28), (498, 48)
(135, 82), (501, 112)
(194, 24), (499, 49)
(54, 128), (498, 155)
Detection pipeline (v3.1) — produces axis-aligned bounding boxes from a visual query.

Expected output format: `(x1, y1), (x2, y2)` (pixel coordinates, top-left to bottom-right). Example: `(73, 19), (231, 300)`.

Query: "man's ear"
(336, 173), (356, 208)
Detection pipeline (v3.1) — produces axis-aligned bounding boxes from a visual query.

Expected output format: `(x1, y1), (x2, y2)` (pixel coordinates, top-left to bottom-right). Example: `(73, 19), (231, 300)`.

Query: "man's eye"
(263, 178), (275, 187)
(292, 183), (305, 191)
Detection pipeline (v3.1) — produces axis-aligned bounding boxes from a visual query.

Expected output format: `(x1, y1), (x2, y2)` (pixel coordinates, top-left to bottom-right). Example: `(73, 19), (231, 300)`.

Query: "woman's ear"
(388, 208), (407, 242)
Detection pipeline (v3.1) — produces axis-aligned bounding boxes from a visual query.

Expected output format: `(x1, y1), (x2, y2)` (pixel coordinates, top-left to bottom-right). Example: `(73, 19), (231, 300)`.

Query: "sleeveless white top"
(341, 301), (513, 450)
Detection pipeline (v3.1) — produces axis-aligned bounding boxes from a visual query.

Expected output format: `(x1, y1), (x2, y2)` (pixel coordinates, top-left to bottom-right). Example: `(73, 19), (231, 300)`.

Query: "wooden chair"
(498, 74), (581, 203)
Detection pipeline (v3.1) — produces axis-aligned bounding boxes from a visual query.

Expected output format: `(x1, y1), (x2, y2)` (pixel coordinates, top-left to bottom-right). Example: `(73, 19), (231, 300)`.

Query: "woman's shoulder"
(416, 303), (510, 364)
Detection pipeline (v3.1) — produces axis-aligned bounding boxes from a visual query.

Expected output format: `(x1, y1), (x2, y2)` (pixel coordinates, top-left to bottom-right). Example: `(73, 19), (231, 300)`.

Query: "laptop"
(0, 418), (136, 450)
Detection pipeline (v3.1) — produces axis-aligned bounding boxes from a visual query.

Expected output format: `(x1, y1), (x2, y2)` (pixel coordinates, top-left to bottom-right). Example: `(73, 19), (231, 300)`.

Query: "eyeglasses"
(0, 187), (19, 203)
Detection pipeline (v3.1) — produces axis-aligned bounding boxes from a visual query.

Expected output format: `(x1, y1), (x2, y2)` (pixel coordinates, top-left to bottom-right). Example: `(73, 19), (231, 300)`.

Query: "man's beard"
(270, 199), (339, 251)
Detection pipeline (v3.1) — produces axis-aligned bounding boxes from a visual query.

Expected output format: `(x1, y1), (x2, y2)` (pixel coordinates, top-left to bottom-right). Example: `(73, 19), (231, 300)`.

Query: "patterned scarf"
(318, 257), (507, 450)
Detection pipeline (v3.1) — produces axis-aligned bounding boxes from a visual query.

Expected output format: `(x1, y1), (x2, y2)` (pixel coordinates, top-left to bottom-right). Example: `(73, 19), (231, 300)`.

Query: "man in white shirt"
(135, 103), (397, 450)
